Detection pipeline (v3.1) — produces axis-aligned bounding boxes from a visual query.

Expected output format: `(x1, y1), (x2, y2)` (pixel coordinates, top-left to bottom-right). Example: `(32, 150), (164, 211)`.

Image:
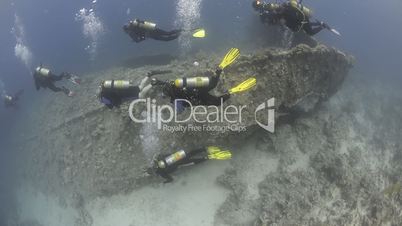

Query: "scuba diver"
(33, 65), (81, 97)
(123, 18), (205, 43)
(252, 0), (340, 36)
(152, 48), (257, 111)
(97, 70), (172, 109)
(2, 90), (23, 108)
(148, 146), (232, 183)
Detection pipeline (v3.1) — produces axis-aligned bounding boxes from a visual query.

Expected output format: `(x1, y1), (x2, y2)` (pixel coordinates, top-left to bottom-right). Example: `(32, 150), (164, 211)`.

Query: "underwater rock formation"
(132, 44), (354, 151)
(15, 44), (353, 199)
(215, 75), (402, 226)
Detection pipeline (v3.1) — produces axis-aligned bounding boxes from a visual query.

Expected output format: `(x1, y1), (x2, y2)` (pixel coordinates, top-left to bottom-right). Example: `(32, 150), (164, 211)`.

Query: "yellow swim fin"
(208, 151), (232, 160)
(219, 48), (240, 70)
(192, 29), (206, 38)
(207, 146), (221, 154)
(229, 77), (257, 94)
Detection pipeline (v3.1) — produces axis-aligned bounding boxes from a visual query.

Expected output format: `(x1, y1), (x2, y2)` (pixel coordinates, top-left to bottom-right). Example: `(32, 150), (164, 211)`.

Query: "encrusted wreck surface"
(14, 44), (353, 199)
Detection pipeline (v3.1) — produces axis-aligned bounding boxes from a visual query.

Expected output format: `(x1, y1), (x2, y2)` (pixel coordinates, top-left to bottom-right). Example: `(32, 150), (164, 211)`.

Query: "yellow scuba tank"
(164, 150), (186, 166)
(4, 95), (12, 101)
(290, 0), (312, 18)
(174, 77), (210, 89)
(35, 67), (50, 77)
(265, 3), (280, 11)
(102, 80), (132, 90)
(142, 21), (157, 30)
(133, 19), (157, 31)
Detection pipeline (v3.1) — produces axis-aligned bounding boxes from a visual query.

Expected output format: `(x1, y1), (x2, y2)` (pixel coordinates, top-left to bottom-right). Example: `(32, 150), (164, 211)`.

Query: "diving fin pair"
(207, 146), (232, 160)
(229, 77), (257, 94)
(219, 48), (240, 70)
(192, 28), (206, 38)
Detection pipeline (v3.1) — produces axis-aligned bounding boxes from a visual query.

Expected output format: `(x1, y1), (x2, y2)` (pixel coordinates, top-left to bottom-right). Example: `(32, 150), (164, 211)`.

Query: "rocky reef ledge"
(16, 44), (354, 199)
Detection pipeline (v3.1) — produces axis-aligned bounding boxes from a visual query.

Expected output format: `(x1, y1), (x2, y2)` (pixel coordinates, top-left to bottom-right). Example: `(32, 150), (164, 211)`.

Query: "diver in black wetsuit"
(149, 146), (232, 183)
(252, 0), (331, 36)
(33, 66), (79, 97)
(3, 90), (23, 108)
(97, 70), (171, 109)
(151, 48), (255, 112)
(155, 68), (231, 110)
(123, 19), (182, 42)
(98, 77), (151, 109)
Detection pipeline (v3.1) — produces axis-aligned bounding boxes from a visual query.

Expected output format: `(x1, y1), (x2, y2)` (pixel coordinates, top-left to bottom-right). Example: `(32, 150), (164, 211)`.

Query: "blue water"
(1, 0), (401, 84)
(0, 0), (402, 223)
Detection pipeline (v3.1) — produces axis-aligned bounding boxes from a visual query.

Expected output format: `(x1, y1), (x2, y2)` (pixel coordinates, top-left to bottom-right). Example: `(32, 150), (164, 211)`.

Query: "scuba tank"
(158, 150), (187, 168)
(289, 0), (312, 18)
(4, 95), (12, 102)
(132, 19), (157, 31)
(265, 3), (281, 11)
(35, 67), (51, 77)
(102, 80), (133, 90)
(174, 77), (210, 89)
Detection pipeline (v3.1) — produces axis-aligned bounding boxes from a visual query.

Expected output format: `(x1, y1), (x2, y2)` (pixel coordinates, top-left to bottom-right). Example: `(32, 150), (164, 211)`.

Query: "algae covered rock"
(16, 43), (354, 198)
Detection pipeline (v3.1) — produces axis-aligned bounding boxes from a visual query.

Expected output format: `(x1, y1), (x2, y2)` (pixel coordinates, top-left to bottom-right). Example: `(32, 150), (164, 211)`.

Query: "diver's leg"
(187, 148), (209, 164)
(186, 148), (207, 158)
(164, 30), (182, 41)
(14, 89), (24, 100)
(201, 93), (229, 106)
(151, 29), (180, 41)
(50, 74), (64, 82)
(155, 28), (182, 36)
(303, 22), (324, 36)
(60, 72), (72, 79)
(207, 70), (222, 91)
(168, 29), (182, 35)
(180, 156), (207, 166)
(47, 83), (69, 95)
(189, 158), (207, 164)
(154, 35), (180, 41)
(138, 84), (152, 99)
(139, 76), (150, 90)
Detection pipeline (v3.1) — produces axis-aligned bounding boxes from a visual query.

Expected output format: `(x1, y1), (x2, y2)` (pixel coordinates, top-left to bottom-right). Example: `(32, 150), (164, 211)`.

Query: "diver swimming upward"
(2, 90), (23, 109)
(33, 65), (81, 97)
(123, 18), (206, 43)
(252, 0), (341, 36)
(97, 70), (172, 109)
